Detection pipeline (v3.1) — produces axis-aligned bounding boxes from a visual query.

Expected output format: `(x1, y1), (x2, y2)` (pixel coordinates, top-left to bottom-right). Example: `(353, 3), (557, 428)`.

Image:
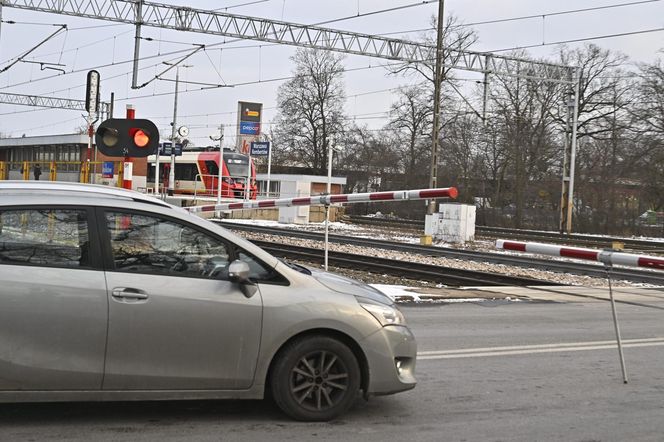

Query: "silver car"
(0, 181), (416, 421)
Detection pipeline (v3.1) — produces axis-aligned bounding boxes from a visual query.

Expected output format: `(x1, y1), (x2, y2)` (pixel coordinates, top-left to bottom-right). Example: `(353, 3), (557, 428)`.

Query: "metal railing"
(0, 160), (124, 185)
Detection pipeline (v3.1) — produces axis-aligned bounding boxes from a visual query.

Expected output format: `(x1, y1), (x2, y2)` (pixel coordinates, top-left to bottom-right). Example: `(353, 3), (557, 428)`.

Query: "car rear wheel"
(270, 335), (361, 421)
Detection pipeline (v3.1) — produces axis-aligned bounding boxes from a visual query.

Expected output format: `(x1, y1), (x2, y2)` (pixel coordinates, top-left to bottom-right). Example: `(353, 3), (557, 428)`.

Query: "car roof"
(0, 181), (172, 208)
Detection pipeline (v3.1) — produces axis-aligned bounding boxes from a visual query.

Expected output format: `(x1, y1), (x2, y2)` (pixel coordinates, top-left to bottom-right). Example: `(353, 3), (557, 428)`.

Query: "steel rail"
(345, 216), (664, 253)
(217, 222), (664, 285)
(252, 240), (560, 287)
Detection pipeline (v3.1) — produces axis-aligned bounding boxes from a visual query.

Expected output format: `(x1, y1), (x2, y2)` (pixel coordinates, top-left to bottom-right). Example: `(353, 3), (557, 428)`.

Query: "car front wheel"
(270, 335), (361, 421)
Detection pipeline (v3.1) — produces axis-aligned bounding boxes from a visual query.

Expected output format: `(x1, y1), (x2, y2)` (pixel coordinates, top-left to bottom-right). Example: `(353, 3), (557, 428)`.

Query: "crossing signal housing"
(95, 118), (159, 157)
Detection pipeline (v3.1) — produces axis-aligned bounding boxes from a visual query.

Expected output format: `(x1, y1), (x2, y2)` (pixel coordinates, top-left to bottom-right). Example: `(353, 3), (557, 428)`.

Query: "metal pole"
(482, 55), (490, 124)
(86, 113), (93, 184)
(168, 66), (179, 196)
(0, 4), (4, 48)
(324, 144), (333, 271)
(131, 0), (143, 89)
(266, 139), (273, 198)
(245, 151), (251, 200)
(109, 92), (115, 118)
(605, 264), (629, 384)
(216, 124), (224, 214)
(427, 0), (445, 215)
(559, 87), (572, 233)
(154, 142), (160, 195)
(565, 68), (580, 234)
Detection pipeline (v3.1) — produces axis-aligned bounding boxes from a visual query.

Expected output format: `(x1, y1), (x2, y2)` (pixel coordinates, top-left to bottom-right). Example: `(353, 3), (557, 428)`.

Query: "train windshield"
(225, 156), (249, 179)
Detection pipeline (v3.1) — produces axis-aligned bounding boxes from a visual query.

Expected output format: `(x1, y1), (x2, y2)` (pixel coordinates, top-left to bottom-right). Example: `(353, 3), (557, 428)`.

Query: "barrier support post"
(324, 203), (330, 271)
(0, 161), (6, 180)
(602, 257), (629, 384)
(22, 161), (29, 180)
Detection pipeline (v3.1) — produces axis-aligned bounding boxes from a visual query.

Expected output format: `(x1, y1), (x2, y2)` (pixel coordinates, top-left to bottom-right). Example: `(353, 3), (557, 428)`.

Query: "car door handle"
(111, 288), (149, 301)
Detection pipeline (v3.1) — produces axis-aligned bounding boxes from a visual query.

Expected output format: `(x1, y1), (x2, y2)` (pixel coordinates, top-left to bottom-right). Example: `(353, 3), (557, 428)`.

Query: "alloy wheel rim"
(289, 350), (350, 412)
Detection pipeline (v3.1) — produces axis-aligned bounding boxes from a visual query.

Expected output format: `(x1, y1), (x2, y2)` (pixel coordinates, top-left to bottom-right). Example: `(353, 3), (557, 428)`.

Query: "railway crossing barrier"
(496, 240), (664, 270)
(496, 240), (664, 385)
(186, 187), (459, 213)
(188, 187), (459, 271)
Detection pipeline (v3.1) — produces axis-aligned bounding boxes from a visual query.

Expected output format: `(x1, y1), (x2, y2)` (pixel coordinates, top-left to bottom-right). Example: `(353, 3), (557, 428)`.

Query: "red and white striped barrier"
(496, 240), (664, 271)
(186, 187), (458, 213)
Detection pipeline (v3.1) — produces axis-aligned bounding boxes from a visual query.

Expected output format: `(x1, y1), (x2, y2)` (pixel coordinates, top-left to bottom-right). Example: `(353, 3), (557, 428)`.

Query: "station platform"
(400, 285), (664, 305)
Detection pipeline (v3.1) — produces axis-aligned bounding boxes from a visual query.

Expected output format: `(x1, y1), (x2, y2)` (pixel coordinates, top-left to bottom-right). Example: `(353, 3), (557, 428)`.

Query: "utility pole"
(131, 0), (143, 89)
(211, 124), (225, 207)
(0, 4), (4, 46)
(164, 62), (192, 196)
(428, 0), (445, 215)
(559, 69), (580, 234)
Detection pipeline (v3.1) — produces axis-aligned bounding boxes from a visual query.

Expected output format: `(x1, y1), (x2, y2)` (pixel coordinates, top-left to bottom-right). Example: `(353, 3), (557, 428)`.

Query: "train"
(147, 149), (257, 199)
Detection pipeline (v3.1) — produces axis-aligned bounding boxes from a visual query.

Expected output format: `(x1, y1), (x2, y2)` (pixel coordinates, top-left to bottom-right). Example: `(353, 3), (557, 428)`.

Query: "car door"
(99, 209), (263, 390)
(0, 206), (107, 390)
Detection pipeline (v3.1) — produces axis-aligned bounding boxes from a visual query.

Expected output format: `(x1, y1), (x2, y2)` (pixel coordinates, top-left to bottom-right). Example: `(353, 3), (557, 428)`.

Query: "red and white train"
(147, 149), (257, 199)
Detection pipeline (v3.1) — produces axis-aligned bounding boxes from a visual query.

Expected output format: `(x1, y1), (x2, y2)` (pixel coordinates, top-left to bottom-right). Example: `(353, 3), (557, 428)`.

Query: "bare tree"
(388, 15), (478, 85)
(273, 48), (346, 175)
(489, 53), (562, 227)
(387, 84), (433, 188)
(632, 57), (664, 211)
(338, 125), (400, 193)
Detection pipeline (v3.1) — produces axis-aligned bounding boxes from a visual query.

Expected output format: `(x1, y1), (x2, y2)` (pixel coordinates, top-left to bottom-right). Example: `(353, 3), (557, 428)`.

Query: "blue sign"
(239, 121), (260, 135)
(102, 161), (114, 178)
(251, 141), (270, 156)
(159, 142), (182, 156)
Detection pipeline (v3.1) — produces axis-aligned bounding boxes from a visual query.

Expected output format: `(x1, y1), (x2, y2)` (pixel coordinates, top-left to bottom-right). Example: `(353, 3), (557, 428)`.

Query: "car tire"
(270, 335), (361, 421)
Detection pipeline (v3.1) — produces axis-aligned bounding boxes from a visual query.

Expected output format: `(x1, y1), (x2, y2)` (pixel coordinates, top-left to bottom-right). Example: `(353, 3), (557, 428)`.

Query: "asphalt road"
(2, 296), (663, 442)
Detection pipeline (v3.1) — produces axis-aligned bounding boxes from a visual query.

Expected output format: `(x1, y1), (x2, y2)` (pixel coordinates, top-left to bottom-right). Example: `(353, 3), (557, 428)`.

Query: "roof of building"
(0, 133), (91, 148)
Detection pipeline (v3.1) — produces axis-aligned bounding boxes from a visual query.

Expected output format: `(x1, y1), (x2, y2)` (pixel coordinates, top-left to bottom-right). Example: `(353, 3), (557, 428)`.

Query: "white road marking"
(417, 337), (664, 360)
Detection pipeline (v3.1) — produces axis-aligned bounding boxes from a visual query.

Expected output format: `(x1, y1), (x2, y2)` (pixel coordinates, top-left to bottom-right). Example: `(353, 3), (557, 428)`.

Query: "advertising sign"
(239, 102), (262, 122)
(240, 121), (261, 135)
(237, 101), (263, 152)
(250, 141), (270, 156)
(102, 161), (114, 178)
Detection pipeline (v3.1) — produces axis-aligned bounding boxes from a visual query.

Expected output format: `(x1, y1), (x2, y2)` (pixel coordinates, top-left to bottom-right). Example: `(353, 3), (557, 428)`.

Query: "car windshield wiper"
(280, 259), (312, 275)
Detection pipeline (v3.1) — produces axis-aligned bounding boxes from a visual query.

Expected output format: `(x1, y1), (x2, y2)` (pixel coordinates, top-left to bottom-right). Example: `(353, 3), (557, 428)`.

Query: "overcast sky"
(0, 0), (662, 146)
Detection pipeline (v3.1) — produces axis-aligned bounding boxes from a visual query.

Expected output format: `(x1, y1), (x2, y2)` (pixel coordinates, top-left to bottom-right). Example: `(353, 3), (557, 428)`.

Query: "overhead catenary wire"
(379, 0), (663, 36)
(0, 0), (659, 136)
(489, 27), (664, 53)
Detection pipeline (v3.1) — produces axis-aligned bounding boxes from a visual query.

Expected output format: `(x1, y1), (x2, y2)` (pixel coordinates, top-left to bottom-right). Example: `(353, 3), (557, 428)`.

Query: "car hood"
(308, 268), (394, 306)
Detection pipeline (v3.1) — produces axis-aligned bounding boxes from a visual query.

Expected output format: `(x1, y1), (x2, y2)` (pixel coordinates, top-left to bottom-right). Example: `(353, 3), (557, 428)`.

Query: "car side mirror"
(228, 260), (257, 298)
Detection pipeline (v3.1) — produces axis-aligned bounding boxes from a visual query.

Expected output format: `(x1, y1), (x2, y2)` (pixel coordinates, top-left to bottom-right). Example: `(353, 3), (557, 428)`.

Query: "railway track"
(345, 215), (664, 254)
(217, 222), (664, 286)
(252, 240), (560, 287)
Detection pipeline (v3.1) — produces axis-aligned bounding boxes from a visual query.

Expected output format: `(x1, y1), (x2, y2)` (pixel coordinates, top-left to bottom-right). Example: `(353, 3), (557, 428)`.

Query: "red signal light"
(133, 129), (150, 148)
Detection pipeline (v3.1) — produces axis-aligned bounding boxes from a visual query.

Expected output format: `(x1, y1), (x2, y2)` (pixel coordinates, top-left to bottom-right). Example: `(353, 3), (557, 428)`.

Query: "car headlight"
(357, 298), (406, 326)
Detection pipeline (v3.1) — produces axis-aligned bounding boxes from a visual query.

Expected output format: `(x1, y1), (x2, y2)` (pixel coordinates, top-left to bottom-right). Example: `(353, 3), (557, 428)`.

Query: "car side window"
(105, 211), (230, 279)
(0, 209), (90, 268)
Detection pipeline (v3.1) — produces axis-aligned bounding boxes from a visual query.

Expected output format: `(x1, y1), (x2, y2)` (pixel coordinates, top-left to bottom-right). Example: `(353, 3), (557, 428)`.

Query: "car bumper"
(360, 324), (417, 395)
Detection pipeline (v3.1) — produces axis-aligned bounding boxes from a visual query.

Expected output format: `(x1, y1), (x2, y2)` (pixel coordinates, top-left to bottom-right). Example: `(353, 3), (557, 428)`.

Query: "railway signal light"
(95, 118), (159, 157)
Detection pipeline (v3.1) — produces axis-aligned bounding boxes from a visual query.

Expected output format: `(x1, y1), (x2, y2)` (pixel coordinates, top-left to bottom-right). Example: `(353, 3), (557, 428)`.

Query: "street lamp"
(163, 61), (192, 196)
